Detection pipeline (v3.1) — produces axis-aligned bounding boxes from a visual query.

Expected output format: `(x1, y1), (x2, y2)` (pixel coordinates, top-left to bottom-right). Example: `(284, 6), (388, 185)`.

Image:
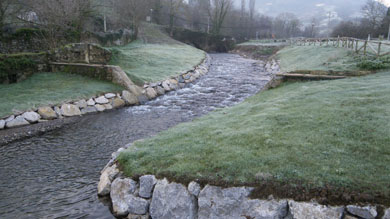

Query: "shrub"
(357, 56), (390, 70)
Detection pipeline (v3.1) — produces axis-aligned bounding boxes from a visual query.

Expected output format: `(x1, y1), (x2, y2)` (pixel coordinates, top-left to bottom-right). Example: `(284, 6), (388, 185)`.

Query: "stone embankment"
(0, 55), (210, 131)
(99, 147), (390, 219)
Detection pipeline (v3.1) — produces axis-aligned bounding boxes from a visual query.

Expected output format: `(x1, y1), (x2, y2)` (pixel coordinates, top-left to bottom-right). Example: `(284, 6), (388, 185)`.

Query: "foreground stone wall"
(99, 146), (390, 219)
(0, 55), (210, 131)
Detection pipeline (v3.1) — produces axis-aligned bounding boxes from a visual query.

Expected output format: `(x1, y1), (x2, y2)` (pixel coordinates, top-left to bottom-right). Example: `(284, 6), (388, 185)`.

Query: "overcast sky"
(235, 0), (374, 23)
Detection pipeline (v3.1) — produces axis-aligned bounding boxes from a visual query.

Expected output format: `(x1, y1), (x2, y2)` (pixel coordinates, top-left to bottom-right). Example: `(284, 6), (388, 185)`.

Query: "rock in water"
(289, 201), (344, 219)
(139, 175), (157, 198)
(156, 86), (165, 95)
(0, 120), (5, 129)
(98, 165), (119, 196)
(22, 112), (41, 123)
(95, 96), (109, 104)
(150, 178), (197, 219)
(145, 88), (157, 99)
(60, 104), (81, 117)
(110, 178), (138, 217)
(38, 107), (57, 120)
(6, 116), (30, 128)
(112, 98), (125, 108)
(346, 205), (377, 219)
(122, 90), (139, 105)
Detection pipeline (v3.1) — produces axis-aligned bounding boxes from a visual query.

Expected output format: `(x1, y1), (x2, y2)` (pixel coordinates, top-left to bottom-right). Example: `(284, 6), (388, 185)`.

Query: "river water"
(0, 54), (273, 219)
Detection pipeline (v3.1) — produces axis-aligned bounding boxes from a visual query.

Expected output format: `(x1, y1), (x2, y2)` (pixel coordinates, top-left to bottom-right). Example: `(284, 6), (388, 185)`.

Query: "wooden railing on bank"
(290, 37), (390, 57)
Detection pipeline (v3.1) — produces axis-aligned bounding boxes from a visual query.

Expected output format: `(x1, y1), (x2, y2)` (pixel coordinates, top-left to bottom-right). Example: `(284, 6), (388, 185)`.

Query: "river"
(0, 53), (273, 218)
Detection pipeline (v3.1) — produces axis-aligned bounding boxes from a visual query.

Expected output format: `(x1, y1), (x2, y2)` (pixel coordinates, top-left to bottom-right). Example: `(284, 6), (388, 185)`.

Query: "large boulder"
(60, 104), (81, 117)
(198, 185), (287, 219)
(110, 178), (138, 217)
(139, 175), (157, 198)
(150, 178), (197, 219)
(346, 205), (377, 219)
(38, 107), (57, 120)
(22, 111), (41, 123)
(6, 116), (30, 128)
(122, 90), (139, 105)
(0, 120), (5, 129)
(289, 201), (344, 219)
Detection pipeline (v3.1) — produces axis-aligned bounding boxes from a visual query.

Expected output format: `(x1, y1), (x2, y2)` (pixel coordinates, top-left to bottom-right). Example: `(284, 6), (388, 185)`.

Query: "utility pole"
(327, 11), (332, 37)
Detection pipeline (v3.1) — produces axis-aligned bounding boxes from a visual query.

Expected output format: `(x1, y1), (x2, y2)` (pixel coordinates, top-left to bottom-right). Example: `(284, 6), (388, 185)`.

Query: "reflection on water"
(0, 54), (272, 218)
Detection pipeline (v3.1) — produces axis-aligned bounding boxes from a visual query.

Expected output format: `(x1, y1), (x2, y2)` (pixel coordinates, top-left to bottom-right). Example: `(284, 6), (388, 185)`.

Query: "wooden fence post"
(378, 42), (382, 57)
(364, 41), (367, 56)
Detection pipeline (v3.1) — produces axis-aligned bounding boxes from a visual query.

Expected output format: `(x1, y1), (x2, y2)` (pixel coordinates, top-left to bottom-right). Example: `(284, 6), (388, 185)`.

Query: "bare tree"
(19, 0), (95, 47)
(208, 0), (232, 35)
(0, 0), (22, 35)
(361, 0), (387, 29)
(248, 0), (255, 38)
(115, 0), (150, 40)
(164, 0), (184, 36)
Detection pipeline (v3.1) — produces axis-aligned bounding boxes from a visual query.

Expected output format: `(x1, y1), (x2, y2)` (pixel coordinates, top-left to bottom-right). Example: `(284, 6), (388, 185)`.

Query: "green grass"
(277, 46), (360, 72)
(0, 72), (123, 118)
(118, 72), (390, 198)
(108, 23), (205, 85)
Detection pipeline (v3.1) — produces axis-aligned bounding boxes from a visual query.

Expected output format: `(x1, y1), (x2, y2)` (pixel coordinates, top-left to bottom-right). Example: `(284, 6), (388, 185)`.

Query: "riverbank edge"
(0, 54), (211, 146)
(99, 127), (389, 219)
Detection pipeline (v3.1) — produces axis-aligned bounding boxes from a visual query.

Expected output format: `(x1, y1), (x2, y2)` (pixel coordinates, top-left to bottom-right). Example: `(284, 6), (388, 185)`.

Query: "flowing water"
(0, 54), (273, 219)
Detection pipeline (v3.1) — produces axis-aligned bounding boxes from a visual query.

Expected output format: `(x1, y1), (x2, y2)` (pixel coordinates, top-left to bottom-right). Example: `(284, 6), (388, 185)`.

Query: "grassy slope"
(0, 72), (123, 118)
(108, 24), (205, 85)
(277, 46), (359, 72)
(118, 72), (390, 198)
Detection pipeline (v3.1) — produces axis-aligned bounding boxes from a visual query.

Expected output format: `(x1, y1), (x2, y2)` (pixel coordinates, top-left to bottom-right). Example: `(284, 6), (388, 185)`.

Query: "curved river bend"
(0, 54), (273, 218)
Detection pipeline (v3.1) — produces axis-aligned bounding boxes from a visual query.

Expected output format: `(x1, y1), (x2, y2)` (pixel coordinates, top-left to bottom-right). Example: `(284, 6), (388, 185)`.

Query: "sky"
(380, 0), (390, 6)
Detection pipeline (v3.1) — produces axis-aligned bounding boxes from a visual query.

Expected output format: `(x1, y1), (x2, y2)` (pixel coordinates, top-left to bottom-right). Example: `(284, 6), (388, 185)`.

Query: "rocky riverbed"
(0, 53), (274, 218)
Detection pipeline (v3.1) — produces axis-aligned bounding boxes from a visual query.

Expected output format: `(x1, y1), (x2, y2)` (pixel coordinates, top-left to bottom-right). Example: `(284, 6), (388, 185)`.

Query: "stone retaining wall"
(0, 55), (210, 131)
(98, 146), (390, 219)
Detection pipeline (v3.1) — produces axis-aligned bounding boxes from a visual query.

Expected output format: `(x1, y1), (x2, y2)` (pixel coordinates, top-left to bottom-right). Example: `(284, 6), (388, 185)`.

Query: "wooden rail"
(290, 37), (390, 57)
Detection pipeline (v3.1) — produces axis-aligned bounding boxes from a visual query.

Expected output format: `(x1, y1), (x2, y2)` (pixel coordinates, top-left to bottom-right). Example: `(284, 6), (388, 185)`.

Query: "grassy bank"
(108, 24), (205, 85)
(277, 46), (360, 72)
(0, 72), (123, 118)
(118, 72), (390, 203)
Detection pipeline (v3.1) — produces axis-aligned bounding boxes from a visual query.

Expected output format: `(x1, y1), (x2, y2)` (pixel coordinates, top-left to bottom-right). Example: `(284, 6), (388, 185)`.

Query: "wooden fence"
(290, 37), (390, 57)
